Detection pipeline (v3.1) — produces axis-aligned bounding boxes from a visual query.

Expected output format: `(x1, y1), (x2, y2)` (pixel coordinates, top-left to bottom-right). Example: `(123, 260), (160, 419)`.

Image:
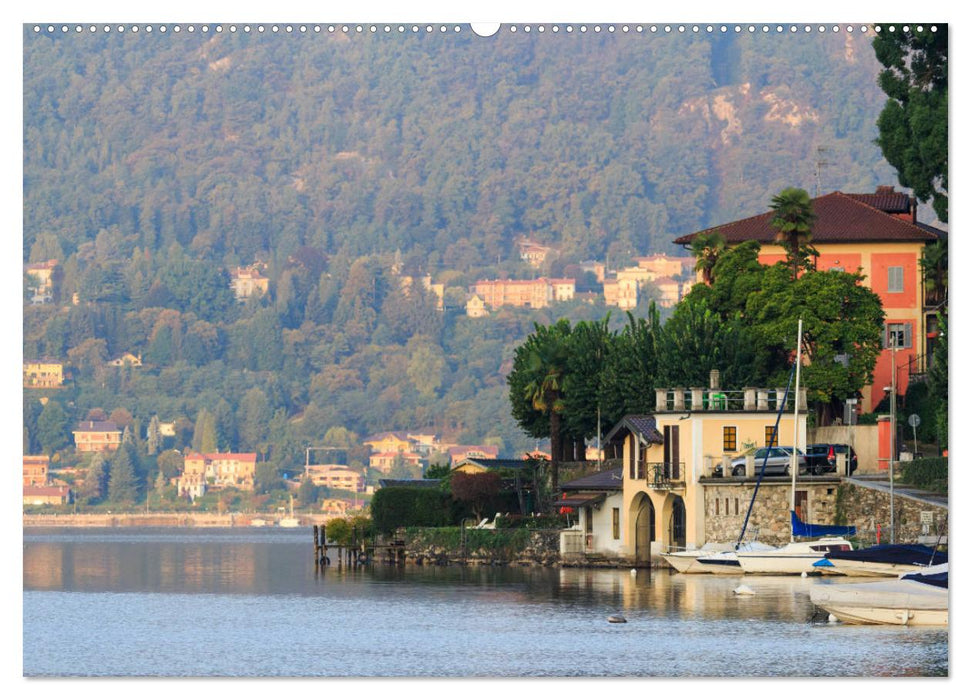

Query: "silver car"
(719, 446), (807, 477)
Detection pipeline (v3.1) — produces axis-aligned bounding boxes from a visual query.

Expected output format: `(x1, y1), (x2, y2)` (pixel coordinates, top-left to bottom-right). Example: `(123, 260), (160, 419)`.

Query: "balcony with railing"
(654, 386), (807, 413)
(634, 461), (685, 490)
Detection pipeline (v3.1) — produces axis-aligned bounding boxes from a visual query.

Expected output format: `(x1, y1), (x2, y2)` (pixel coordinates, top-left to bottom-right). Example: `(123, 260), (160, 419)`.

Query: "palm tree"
(769, 187), (817, 280)
(689, 230), (726, 285)
(521, 320), (573, 495)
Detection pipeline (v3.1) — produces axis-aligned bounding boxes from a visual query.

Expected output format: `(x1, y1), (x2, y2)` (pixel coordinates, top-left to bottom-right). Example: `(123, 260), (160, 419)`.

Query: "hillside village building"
(674, 186), (945, 411)
(25, 259), (58, 304)
(23, 455), (50, 486)
(23, 361), (64, 389)
(470, 277), (576, 311)
(72, 421), (122, 453)
(230, 266), (269, 301)
(305, 464), (366, 492)
(180, 452), (258, 493)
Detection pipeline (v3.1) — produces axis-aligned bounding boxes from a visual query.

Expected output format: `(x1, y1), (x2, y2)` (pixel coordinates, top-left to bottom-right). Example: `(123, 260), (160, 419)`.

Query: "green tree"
(689, 230), (726, 285)
(79, 452), (109, 503)
(599, 310), (661, 426)
(146, 414), (162, 455)
(192, 408), (218, 453)
(297, 476), (319, 507)
(873, 26), (948, 222)
(108, 444), (140, 503)
(927, 316), (947, 449)
(156, 449), (184, 479)
(656, 298), (763, 389)
(769, 187), (817, 280)
(36, 400), (70, 456)
(450, 471), (501, 522)
(507, 319), (572, 494)
(747, 267), (885, 424)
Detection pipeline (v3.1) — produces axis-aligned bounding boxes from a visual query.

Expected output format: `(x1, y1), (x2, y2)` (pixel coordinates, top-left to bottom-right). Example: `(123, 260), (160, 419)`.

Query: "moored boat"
(663, 541), (775, 574)
(812, 543), (946, 577)
(735, 536), (854, 575)
(810, 563), (948, 625)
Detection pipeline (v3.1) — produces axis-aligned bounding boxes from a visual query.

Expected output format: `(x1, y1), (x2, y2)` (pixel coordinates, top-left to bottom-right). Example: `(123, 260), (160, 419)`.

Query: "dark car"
(804, 443), (858, 475)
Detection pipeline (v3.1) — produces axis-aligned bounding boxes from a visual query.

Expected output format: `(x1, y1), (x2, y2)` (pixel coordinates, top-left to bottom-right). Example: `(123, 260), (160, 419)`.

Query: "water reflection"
(23, 529), (948, 678)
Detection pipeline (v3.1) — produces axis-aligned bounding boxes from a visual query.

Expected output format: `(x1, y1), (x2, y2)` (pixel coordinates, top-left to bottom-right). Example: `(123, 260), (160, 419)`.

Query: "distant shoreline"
(23, 513), (326, 528)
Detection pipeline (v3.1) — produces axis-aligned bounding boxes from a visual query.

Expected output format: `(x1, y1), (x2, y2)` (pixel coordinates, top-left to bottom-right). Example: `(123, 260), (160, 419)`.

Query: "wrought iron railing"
(635, 461), (685, 489)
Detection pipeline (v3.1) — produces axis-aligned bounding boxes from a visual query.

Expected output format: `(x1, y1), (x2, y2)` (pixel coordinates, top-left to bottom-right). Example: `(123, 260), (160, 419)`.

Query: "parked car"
(713, 446), (807, 477)
(804, 443), (858, 475)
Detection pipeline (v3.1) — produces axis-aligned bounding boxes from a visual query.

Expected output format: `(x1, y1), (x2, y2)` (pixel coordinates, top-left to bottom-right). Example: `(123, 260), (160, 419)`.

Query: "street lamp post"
(890, 338), (896, 544)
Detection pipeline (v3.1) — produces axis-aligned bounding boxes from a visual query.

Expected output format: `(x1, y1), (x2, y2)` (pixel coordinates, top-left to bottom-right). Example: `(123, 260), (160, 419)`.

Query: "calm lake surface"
(23, 528), (948, 677)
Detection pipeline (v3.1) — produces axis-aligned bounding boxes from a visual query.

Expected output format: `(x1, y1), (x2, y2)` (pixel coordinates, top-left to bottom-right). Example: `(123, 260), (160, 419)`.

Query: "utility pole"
(890, 336), (897, 544)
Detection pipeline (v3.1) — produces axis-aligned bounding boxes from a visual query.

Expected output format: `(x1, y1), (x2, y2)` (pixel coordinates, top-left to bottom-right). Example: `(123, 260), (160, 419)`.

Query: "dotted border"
(29, 24), (940, 36)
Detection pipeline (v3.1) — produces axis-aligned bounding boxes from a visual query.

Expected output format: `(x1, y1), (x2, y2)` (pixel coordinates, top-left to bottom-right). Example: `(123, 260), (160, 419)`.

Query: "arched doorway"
(634, 495), (656, 564)
(668, 496), (687, 550)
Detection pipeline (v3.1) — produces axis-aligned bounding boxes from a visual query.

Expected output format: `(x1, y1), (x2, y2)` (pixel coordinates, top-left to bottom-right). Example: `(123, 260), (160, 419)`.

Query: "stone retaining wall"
(837, 482), (948, 542)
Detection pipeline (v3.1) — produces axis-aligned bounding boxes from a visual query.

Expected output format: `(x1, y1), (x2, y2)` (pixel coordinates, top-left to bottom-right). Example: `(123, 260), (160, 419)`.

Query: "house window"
(765, 425), (779, 447)
(734, 498), (739, 515)
(715, 498), (720, 516)
(885, 323), (912, 349)
(612, 508), (620, 540)
(584, 507), (593, 535)
(887, 266), (904, 293)
(723, 426), (737, 452)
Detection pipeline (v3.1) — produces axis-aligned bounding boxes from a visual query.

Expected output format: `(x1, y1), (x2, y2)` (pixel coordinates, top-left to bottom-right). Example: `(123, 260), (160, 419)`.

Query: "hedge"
(900, 457), (948, 494)
(370, 487), (453, 534)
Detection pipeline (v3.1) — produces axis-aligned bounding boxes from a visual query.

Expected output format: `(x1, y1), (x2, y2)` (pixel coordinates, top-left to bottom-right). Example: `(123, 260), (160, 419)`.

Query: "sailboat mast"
(790, 318), (803, 541)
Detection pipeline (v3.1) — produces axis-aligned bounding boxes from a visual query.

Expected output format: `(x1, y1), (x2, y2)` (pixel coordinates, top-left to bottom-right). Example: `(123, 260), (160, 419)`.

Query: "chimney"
(910, 195), (917, 224)
(709, 369), (720, 390)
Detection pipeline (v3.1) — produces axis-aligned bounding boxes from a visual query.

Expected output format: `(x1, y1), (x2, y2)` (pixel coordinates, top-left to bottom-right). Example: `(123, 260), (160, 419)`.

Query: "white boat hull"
(737, 538), (854, 575)
(824, 560), (929, 577)
(663, 542), (774, 574)
(811, 578), (948, 626)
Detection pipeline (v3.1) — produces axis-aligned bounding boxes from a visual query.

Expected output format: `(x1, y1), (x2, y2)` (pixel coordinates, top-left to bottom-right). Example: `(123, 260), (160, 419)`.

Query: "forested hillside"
(23, 26), (897, 470)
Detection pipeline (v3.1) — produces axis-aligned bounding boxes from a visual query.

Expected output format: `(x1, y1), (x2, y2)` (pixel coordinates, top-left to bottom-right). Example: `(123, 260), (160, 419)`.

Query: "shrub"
(900, 457), (948, 493)
(370, 487), (452, 534)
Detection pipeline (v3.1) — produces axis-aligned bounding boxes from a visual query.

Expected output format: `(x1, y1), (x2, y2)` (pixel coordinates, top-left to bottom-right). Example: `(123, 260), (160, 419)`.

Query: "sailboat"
(278, 494), (301, 528)
(735, 318), (856, 575)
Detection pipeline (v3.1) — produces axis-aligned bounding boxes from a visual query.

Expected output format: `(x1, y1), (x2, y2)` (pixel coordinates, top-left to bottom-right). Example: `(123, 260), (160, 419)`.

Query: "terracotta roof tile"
(673, 191), (941, 246)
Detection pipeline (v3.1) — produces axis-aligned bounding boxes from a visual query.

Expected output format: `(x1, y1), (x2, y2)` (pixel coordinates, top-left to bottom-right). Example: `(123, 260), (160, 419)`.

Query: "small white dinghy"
(810, 563), (948, 626)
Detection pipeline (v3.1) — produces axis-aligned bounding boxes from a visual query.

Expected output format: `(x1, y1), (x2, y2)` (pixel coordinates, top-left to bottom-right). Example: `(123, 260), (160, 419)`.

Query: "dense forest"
(23, 25), (900, 474)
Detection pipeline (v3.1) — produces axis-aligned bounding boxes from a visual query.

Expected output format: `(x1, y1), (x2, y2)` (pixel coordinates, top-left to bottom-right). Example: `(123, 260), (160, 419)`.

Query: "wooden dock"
(313, 525), (406, 568)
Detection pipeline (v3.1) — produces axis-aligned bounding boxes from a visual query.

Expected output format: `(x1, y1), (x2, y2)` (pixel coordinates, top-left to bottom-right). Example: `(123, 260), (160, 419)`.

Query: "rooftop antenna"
(814, 146), (831, 197)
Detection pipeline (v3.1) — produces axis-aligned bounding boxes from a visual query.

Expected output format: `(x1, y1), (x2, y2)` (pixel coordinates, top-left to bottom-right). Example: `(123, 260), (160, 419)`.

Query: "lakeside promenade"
(23, 512), (325, 528)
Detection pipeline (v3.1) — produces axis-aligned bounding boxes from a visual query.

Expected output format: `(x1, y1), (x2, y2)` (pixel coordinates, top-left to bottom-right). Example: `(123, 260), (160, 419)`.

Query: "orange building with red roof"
(674, 186), (944, 413)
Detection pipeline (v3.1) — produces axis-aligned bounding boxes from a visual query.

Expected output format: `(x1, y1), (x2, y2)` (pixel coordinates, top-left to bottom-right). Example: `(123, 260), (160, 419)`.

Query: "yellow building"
(24, 361), (64, 389)
(181, 452), (257, 490)
(305, 464), (365, 492)
(604, 383), (808, 564)
(363, 431), (414, 454)
(230, 266), (270, 301)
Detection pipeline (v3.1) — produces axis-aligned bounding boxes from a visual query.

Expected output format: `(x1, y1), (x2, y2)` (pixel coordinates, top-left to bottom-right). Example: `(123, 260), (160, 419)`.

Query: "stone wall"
(837, 482), (948, 543)
(703, 480), (844, 545)
(404, 527), (562, 566)
(702, 479), (947, 546)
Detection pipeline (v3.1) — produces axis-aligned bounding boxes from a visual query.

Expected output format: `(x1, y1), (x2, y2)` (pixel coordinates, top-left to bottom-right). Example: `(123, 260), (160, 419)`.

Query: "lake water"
(22, 528), (948, 677)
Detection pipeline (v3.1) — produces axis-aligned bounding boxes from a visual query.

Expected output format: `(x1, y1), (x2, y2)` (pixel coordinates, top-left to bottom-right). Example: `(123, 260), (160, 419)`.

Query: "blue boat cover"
(790, 510), (856, 538)
(826, 543), (946, 566)
(901, 570), (949, 589)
